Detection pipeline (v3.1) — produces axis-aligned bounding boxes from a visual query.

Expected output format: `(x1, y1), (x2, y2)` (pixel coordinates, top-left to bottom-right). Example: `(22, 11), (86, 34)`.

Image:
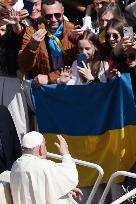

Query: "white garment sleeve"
(82, 16), (93, 31)
(45, 155), (78, 200)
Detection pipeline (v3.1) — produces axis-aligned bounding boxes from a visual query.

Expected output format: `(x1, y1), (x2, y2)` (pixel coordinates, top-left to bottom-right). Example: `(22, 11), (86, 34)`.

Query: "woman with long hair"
(104, 18), (130, 75)
(58, 30), (109, 84)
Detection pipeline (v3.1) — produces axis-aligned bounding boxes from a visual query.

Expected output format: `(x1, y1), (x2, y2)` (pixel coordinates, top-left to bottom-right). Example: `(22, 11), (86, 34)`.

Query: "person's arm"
(18, 28), (47, 73)
(3, 9), (22, 34)
(82, 4), (98, 33)
(47, 135), (78, 199)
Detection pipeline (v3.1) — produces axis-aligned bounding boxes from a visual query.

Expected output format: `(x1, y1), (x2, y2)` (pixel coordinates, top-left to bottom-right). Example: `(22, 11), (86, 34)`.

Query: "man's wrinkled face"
(42, 1), (64, 31)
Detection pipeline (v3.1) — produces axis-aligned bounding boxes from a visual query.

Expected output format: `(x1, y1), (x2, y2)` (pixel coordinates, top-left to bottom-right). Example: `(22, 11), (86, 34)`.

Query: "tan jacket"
(18, 20), (77, 83)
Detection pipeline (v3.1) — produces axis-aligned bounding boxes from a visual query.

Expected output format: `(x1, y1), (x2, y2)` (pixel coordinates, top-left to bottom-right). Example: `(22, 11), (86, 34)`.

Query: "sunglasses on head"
(106, 33), (119, 40)
(45, 13), (62, 20)
(125, 53), (136, 61)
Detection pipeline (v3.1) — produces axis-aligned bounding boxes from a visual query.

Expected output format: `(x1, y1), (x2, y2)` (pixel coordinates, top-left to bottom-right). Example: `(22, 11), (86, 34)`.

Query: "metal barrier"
(47, 152), (104, 204)
(98, 171), (136, 204)
(111, 188), (136, 204)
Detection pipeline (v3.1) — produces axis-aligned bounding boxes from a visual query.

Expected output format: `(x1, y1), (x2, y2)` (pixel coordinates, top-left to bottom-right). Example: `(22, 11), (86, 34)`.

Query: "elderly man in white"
(10, 132), (82, 204)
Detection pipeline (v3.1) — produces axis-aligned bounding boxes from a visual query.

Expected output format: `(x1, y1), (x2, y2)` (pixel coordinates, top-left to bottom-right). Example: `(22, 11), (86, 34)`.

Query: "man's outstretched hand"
(55, 135), (69, 155)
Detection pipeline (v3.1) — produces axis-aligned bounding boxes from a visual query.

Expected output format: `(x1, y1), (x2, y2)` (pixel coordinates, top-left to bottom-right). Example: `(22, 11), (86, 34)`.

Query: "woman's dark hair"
(98, 4), (125, 23)
(78, 30), (101, 78)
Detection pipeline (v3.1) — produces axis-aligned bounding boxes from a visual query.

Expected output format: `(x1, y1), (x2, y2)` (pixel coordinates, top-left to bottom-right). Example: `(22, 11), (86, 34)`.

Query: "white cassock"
(10, 154), (78, 204)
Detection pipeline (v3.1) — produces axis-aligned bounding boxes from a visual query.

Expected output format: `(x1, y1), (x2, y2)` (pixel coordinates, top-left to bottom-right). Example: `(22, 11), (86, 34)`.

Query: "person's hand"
(32, 74), (48, 88)
(29, 29), (47, 51)
(60, 66), (71, 84)
(78, 61), (94, 82)
(122, 34), (136, 51)
(85, 4), (95, 16)
(108, 69), (120, 80)
(69, 187), (83, 201)
(71, 25), (84, 39)
(19, 9), (29, 21)
(3, 8), (20, 25)
(54, 135), (69, 155)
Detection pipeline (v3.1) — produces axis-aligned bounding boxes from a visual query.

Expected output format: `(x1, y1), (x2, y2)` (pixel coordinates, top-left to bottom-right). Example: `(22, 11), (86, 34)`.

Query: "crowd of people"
(0, 0), (136, 203)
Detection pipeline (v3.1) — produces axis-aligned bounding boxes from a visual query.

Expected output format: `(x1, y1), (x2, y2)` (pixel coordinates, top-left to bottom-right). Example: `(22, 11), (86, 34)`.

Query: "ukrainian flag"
(31, 74), (136, 187)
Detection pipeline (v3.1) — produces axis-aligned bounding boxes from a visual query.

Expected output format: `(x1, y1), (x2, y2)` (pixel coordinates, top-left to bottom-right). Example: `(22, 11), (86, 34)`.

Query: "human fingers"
(33, 29), (47, 41)
(54, 142), (60, 150)
(56, 135), (66, 144)
(56, 135), (69, 155)
(19, 9), (29, 15)
(70, 191), (77, 198)
(66, 66), (71, 73)
(33, 29), (46, 37)
(81, 60), (87, 68)
(78, 68), (84, 74)
(74, 25), (81, 29)
(73, 188), (83, 197)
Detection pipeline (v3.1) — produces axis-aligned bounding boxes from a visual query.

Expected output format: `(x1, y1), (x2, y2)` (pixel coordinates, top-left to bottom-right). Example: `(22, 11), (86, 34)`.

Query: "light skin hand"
(19, 9), (29, 20)
(54, 135), (69, 156)
(32, 74), (48, 88)
(29, 29), (47, 51)
(3, 9), (20, 25)
(3, 9), (21, 33)
(78, 61), (94, 82)
(108, 69), (120, 80)
(60, 66), (71, 84)
(69, 187), (83, 201)
(71, 25), (84, 39)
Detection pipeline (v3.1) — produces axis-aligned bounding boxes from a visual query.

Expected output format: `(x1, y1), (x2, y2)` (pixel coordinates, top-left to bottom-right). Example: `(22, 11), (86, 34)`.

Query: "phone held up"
(77, 53), (88, 67)
(123, 26), (134, 39)
(23, 0), (34, 25)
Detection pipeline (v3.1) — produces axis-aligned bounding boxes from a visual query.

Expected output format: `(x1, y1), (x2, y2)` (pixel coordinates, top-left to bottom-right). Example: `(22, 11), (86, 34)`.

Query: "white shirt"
(57, 60), (109, 85)
(10, 154), (78, 204)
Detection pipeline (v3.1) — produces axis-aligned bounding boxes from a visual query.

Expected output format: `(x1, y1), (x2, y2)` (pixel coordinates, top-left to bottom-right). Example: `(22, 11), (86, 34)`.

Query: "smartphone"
(123, 26), (134, 39)
(23, 0), (33, 16)
(77, 53), (88, 67)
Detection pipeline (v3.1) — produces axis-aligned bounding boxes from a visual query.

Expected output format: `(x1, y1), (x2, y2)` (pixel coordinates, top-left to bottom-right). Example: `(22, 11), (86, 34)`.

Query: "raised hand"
(19, 9), (29, 21)
(69, 187), (83, 200)
(3, 9), (20, 25)
(108, 69), (120, 80)
(60, 66), (71, 84)
(54, 135), (69, 156)
(71, 25), (84, 39)
(29, 28), (47, 50)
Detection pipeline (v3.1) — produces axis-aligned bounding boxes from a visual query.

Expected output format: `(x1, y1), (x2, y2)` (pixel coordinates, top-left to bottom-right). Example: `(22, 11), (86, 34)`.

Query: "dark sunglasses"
(45, 13), (62, 20)
(125, 53), (136, 61)
(105, 33), (119, 40)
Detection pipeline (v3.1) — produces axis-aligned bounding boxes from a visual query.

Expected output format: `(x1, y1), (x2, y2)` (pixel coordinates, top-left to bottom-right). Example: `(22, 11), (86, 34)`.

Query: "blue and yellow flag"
(31, 74), (136, 187)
